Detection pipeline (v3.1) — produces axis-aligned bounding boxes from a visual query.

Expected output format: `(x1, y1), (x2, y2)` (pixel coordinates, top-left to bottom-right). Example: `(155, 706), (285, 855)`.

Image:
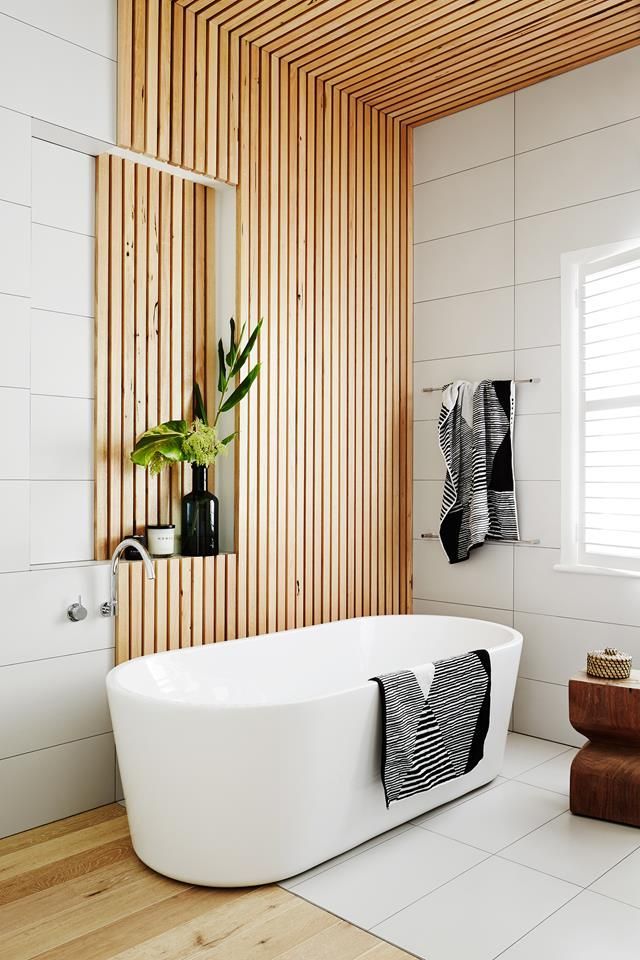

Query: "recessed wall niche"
(94, 153), (236, 562)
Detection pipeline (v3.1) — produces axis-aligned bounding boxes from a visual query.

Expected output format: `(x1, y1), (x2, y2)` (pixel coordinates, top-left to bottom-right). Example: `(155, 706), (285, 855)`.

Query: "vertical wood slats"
(95, 154), (217, 560)
(115, 554), (236, 661)
(109, 1), (413, 661)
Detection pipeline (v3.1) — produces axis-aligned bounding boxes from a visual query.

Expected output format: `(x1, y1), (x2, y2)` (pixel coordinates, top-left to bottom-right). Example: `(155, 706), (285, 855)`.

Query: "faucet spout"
(101, 538), (155, 618)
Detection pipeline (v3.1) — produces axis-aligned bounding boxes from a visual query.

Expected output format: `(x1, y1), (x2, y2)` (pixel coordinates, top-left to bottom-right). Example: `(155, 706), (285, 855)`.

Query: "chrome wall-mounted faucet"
(101, 538), (155, 618)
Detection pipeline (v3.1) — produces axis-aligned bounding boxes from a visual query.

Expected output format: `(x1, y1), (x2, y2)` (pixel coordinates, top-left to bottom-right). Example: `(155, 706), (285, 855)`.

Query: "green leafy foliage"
(130, 317), (262, 475)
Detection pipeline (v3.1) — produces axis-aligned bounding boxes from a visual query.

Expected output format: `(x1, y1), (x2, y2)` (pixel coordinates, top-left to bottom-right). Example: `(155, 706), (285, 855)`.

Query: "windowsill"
(553, 562), (640, 580)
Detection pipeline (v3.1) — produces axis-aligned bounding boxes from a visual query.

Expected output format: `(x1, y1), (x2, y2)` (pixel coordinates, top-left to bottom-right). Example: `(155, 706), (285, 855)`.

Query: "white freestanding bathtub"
(107, 614), (521, 886)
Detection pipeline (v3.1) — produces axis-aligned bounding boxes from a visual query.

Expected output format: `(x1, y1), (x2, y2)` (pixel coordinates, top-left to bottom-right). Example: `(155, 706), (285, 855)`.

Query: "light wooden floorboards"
(0, 804), (412, 960)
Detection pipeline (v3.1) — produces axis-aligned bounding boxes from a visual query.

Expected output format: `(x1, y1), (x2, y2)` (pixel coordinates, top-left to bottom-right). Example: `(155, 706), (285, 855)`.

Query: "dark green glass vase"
(181, 464), (219, 556)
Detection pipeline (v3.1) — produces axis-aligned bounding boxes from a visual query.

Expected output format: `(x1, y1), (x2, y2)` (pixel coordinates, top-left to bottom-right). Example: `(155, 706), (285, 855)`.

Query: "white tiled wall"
(0, 2), (117, 837)
(412, 47), (640, 747)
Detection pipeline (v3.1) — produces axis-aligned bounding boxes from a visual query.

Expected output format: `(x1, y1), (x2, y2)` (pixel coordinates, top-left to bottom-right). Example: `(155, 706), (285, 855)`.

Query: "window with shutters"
(559, 239), (640, 576)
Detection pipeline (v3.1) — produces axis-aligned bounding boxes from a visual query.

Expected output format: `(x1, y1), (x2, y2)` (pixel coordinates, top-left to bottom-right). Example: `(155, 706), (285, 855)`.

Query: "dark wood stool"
(569, 669), (640, 828)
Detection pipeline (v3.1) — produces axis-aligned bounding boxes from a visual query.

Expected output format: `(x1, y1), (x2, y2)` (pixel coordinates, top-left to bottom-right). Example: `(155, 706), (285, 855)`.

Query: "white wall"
(412, 47), (640, 747)
(0, 1), (117, 837)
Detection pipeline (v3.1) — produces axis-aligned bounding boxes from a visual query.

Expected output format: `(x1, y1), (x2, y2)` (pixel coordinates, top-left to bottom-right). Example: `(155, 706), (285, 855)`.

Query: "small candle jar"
(146, 524), (176, 557)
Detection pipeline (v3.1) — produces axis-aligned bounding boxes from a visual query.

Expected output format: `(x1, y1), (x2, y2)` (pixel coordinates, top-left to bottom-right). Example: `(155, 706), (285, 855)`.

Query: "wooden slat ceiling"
(173, 0), (640, 125)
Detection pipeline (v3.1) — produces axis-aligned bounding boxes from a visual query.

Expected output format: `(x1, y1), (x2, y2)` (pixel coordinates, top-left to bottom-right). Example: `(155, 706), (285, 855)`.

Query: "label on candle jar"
(147, 526), (176, 556)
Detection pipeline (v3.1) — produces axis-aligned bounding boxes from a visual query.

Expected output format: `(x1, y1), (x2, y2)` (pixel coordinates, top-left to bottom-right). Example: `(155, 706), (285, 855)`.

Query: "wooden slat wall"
(95, 154), (217, 560)
(115, 554), (236, 661)
(119, 1), (640, 154)
(110, 2), (412, 660)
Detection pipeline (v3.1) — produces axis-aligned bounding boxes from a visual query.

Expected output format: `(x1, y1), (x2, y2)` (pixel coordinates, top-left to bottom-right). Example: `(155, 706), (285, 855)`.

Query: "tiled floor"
(281, 733), (640, 960)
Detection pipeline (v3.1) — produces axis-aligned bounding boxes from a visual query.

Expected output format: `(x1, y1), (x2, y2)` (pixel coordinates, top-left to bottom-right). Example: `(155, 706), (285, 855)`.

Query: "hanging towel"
(438, 379), (519, 564)
(371, 650), (491, 808)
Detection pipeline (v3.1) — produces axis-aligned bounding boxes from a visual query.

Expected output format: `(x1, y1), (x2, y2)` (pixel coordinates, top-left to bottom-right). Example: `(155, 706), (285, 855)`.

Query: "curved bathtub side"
(107, 622), (522, 886)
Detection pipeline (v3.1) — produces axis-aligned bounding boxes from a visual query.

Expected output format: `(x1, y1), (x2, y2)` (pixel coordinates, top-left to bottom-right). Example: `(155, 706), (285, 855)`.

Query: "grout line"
(413, 343), (560, 364)
(416, 216), (513, 245)
(0, 645), (114, 669)
(490, 886), (584, 959)
(413, 153), (514, 187)
(514, 114), (640, 158)
(585, 840), (640, 891)
(31, 306), (94, 320)
(0, 10), (117, 62)
(0, 730), (113, 762)
(32, 220), (95, 240)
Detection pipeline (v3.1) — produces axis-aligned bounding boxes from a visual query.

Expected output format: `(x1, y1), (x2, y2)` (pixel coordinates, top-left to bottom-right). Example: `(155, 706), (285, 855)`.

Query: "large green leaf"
(130, 420), (189, 468)
(220, 431), (237, 447)
(220, 363), (261, 412)
(230, 318), (263, 376)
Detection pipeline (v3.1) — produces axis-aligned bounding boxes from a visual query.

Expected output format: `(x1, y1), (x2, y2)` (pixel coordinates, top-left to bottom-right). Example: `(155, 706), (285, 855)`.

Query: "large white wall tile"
(513, 678), (584, 747)
(31, 309), (93, 398)
(413, 480), (442, 540)
(515, 279), (560, 349)
(0, 564), (111, 665)
(414, 539), (514, 609)
(0, 387), (29, 479)
(0, 199), (30, 297)
(0, 0), (117, 61)
(415, 222), (514, 302)
(516, 118), (640, 220)
(31, 395), (93, 480)
(414, 420), (443, 481)
(0, 481), (29, 572)
(413, 598), (514, 626)
(516, 482), (560, 548)
(514, 414), (560, 481)
(515, 47), (640, 152)
(32, 139), (95, 236)
(0, 733), (115, 838)
(515, 191), (640, 284)
(514, 346), (560, 415)
(515, 612), (640, 686)
(0, 648), (113, 758)
(0, 14), (116, 141)
(0, 293), (29, 388)
(514, 547), (640, 627)
(0, 106), (30, 205)
(414, 158), (514, 242)
(30, 480), (94, 564)
(414, 351), (514, 420)
(414, 287), (514, 362)
(414, 94), (513, 182)
(32, 224), (94, 316)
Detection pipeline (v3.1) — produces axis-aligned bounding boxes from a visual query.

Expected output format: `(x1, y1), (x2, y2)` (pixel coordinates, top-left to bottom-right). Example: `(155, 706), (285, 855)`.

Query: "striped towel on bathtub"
(371, 650), (491, 807)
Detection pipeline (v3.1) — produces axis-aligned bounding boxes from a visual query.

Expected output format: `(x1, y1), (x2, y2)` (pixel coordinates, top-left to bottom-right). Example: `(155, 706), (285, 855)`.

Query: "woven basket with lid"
(586, 647), (633, 680)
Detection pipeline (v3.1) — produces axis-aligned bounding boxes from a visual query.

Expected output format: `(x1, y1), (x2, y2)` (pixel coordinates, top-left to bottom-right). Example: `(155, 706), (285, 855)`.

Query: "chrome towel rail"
(420, 533), (540, 545)
(422, 377), (540, 394)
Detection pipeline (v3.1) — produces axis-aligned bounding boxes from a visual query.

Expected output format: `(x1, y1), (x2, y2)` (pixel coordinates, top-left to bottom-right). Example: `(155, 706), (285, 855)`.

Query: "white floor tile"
(515, 748), (578, 796)
(374, 856), (578, 960)
(424, 779), (567, 853)
(501, 810), (640, 887)
(499, 890), (640, 960)
(591, 847), (640, 909)
(280, 822), (413, 889)
(292, 825), (486, 929)
(413, 776), (507, 825)
(501, 732), (569, 778)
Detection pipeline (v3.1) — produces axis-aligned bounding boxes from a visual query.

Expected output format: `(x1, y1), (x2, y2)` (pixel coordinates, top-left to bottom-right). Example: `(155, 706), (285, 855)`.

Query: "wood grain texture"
(110, 1), (413, 657)
(0, 805), (412, 960)
(118, 0), (640, 149)
(569, 670), (640, 827)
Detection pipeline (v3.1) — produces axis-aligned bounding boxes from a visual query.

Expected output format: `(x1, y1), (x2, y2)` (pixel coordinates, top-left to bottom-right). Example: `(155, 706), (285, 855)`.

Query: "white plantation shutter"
(563, 241), (640, 574)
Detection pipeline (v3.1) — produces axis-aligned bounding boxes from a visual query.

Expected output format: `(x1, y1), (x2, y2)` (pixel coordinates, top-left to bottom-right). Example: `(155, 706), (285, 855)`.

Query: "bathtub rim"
(106, 614), (523, 711)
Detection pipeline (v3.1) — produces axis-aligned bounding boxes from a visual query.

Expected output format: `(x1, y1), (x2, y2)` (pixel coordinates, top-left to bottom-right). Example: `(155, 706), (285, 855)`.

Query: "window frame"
(558, 237), (640, 579)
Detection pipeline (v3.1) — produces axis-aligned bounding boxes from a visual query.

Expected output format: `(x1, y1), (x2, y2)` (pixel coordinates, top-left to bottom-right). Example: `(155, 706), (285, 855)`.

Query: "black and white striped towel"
(438, 379), (519, 564)
(371, 650), (491, 807)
